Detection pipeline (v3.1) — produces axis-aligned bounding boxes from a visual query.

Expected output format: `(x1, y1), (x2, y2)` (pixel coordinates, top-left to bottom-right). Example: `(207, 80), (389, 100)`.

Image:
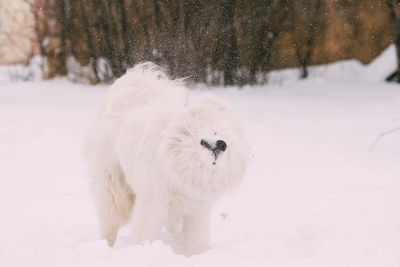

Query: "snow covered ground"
(1, 47), (400, 266)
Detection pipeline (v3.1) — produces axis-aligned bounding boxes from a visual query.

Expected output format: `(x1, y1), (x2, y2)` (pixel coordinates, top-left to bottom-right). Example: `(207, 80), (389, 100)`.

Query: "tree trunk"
(43, 0), (67, 79)
(386, 0), (400, 82)
(299, 0), (323, 79)
(79, 0), (99, 82)
(222, 0), (238, 86)
(116, 0), (133, 67)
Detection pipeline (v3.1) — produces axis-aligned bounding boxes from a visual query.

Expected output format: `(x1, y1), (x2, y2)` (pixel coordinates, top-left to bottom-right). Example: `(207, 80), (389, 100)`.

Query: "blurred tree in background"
(386, 0), (400, 82)
(24, 0), (393, 85)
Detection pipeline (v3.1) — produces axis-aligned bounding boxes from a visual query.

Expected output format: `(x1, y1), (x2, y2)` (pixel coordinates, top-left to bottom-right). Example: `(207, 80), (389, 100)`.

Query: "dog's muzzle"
(200, 139), (227, 163)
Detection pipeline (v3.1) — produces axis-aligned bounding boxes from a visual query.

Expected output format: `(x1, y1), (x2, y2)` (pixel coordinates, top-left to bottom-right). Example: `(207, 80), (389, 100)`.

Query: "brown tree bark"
(78, 0), (99, 82)
(42, 0), (67, 79)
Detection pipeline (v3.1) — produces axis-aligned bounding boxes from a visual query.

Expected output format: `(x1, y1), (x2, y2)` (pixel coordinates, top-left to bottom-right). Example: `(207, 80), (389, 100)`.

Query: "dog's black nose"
(200, 139), (212, 150)
(216, 140), (227, 152)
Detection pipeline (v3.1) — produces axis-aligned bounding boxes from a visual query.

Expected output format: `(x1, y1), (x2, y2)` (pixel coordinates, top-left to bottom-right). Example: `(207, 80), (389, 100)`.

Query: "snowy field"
(1, 47), (400, 266)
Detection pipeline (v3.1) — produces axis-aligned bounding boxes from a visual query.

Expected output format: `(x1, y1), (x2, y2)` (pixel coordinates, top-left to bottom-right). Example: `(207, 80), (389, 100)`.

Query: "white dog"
(82, 63), (247, 255)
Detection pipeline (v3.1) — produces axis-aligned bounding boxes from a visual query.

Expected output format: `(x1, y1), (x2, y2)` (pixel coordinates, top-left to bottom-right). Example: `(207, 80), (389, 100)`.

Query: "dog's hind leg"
(129, 192), (167, 245)
(91, 164), (135, 246)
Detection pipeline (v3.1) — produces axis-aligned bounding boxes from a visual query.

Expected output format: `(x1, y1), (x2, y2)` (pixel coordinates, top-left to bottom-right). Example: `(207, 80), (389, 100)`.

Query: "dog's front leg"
(130, 194), (167, 245)
(180, 202), (212, 256)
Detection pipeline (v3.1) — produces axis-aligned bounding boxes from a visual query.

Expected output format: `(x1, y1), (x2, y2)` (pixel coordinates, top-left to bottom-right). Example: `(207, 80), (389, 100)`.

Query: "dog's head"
(159, 94), (248, 200)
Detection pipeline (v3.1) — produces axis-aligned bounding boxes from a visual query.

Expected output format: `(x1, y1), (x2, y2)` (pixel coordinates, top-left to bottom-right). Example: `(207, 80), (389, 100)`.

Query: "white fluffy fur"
(82, 62), (248, 255)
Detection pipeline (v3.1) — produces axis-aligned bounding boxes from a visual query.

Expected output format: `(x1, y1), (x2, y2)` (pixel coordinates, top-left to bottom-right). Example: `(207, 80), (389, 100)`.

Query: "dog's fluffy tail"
(82, 62), (186, 172)
(106, 62), (185, 110)
(99, 62), (186, 126)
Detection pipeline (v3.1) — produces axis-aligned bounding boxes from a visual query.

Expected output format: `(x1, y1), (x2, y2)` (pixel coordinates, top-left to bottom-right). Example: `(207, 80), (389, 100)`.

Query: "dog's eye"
(214, 132), (217, 135)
